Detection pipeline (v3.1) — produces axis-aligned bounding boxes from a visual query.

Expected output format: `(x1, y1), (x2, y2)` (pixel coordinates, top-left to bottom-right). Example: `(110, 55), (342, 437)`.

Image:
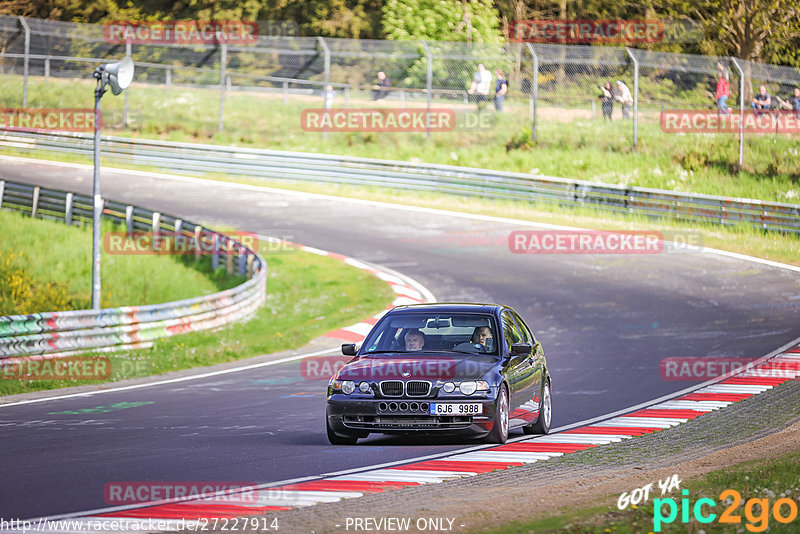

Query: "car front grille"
(406, 380), (431, 397)
(379, 380), (403, 397)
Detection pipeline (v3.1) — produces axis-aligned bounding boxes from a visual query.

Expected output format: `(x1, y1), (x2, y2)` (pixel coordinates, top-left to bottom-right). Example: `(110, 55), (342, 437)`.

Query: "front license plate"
(430, 403), (482, 415)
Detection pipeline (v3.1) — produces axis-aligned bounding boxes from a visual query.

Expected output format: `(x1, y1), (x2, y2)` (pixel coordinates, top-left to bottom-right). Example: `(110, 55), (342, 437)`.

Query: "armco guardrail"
(2, 130), (799, 234)
(0, 179), (267, 359)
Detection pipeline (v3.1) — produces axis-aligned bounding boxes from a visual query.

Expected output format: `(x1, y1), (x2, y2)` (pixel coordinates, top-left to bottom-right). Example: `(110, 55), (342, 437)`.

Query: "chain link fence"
(2, 15), (800, 168)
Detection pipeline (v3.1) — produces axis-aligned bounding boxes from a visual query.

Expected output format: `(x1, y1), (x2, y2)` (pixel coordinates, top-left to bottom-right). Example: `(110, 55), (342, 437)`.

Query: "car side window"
(510, 311), (532, 344)
(501, 311), (522, 352)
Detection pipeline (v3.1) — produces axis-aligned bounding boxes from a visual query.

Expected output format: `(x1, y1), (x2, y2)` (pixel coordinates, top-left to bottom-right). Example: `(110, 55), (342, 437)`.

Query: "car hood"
(336, 352), (500, 381)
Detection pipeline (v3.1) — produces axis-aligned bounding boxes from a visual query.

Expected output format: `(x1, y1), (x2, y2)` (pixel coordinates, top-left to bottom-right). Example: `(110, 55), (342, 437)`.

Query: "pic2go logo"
(654, 489), (799, 532)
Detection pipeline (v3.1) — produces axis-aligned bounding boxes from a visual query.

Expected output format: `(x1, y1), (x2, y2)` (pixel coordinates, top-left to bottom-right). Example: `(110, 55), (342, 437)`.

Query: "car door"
(500, 310), (538, 420)
(510, 310), (544, 419)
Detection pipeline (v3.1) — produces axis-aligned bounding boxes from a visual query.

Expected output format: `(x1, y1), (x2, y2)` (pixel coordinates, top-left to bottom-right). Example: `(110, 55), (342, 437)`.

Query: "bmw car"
(326, 303), (551, 444)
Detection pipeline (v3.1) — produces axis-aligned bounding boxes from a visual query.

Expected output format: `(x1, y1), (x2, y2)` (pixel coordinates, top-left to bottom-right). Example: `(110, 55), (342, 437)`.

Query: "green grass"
(489, 451), (800, 533)
(0, 209), (241, 312)
(0, 239), (395, 395)
(2, 74), (799, 203)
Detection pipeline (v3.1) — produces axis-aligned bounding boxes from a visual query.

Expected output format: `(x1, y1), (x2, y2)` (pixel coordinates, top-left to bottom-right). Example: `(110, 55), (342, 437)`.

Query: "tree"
(382, 0), (503, 43)
(652, 0), (799, 63)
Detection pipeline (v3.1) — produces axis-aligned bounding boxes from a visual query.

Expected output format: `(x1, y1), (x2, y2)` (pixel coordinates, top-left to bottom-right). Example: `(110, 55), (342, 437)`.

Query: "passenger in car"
(404, 329), (426, 351)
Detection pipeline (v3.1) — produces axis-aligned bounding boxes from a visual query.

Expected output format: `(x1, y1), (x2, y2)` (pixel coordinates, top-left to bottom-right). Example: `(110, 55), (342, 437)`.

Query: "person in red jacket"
(716, 72), (730, 115)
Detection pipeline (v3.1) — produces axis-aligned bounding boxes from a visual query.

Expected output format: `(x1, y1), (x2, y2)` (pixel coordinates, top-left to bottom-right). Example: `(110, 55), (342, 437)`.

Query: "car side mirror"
(341, 344), (357, 356)
(510, 342), (532, 356)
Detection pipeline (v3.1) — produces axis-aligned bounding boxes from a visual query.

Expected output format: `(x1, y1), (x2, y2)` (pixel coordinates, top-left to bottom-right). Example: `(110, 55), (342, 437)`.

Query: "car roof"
(389, 303), (502, 314)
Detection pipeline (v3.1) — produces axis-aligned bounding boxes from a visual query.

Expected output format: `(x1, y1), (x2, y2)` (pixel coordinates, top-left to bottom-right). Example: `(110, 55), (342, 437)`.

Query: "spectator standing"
(599, 81), (614, 120)
(324, 84), (335, 109)
(751, 85), (771, 116)
(467, 63), (492, 110)
(372, 71), (391, 100)
(615, 80), (633, 119)
(716, 71), (731, 115)
(493, 69), (508, 112)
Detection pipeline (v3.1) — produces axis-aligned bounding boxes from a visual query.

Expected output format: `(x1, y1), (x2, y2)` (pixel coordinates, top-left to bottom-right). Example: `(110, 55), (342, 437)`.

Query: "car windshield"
(362, 312), (498, 355)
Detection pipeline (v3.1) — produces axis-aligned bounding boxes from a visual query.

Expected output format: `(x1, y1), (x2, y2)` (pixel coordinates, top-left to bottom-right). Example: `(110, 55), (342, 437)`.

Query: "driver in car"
(471, 326), (493, 347)
(404, 329), (426, 351)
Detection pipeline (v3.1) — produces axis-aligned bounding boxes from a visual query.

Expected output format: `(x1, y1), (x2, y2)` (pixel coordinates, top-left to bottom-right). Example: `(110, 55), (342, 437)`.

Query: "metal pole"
(18, 17), (30, 107)
(91, 81), (105, 310)
(123, 42), (131, 128)
(317, 37), (330, 140)
(44, 57), (50, 83)
(218, 41), (227, 132)
(527, 43), (538, 142)
(731, 57), (745, 167)
(166, 67), (171, 95)
(422, 40), (432, 138)
(626, 48), (639, 149)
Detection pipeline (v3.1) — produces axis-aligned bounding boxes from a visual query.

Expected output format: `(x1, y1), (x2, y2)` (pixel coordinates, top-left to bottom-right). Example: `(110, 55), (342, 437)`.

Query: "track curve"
(1, 156), (799, 520)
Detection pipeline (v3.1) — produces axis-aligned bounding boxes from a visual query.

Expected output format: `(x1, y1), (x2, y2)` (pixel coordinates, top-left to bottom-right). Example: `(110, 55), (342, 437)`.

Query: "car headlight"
(341, 380), (356, 395)
(459, 380), (477, 395)
(442, 382), (456, 393)
(358, 381), (371, 394)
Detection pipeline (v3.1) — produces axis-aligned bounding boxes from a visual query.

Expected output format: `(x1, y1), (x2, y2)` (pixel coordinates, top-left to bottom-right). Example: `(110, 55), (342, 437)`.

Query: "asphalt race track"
(2, 157), (799, 520)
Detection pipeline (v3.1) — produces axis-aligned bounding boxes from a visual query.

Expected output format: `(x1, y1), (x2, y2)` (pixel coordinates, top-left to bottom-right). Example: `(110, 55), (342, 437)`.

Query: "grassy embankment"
(0, 210), (395, 395)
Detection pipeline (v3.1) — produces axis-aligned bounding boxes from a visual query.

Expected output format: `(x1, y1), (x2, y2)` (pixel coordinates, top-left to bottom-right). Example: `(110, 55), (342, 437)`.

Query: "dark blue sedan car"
(326, 303), (551, 444)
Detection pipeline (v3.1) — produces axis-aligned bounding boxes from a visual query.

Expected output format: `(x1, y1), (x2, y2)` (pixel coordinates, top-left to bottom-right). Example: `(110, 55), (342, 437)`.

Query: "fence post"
(317, 37), (330, 140)
(626, 48), (639, 149)
(44, 57), (50, 83)
(125, 205), (134, 236)
(421, 40), (432, 138)
(65, 192), (73, 225)
(18, 17), (30, 107)
(123, 41), (131, 128)
(165, 67), (171, 95)
(218, 40), (227, 132)
(730, 57), (745, 167)
(31, 186), (40, 218)
(0, 180), (4, 209)
(283, 80), (288, 104)
(526, 44), (538, 142)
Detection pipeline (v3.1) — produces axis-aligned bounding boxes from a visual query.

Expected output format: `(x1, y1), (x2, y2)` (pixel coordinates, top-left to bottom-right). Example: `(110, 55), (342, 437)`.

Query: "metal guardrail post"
(44, 57), (49, 82)
(0, 180), (4, 209)
(282, 81), (288, 104)
(152, 211), (160, 250)
(165, 67), (171, 95)
(626, 48), (639, 150)
(421, 40), (432, 138)
(218, 40), (227, 132)
(125, 205), (134, 236)
(174, 218), (183, 236)
(730, 57), (745, 167)
(18, 17), (30, 107)
(31, 186), (39, 218)
(526, 44), (538, 142)
(65, 192), (73, 225)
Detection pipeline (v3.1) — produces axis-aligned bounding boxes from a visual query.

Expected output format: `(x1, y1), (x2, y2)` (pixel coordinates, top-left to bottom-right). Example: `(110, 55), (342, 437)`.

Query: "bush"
(0, 252), (73, 315)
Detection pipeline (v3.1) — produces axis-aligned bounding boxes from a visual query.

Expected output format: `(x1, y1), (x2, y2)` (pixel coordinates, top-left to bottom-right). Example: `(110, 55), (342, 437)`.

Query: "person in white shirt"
(468, 63), (493, 110)
(615, 80), (633, 119)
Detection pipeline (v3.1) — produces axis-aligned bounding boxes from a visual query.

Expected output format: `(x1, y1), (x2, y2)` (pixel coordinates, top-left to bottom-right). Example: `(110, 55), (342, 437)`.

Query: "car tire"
(525, 379), (551, 435)
(326, 419), (359, 445)
(486, 385), (509, 444)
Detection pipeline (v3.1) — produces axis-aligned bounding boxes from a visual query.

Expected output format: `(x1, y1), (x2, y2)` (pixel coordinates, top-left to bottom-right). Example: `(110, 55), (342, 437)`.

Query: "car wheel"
(326, 419), (359, 445)
(525, 380), (551, 435)
(486, 385), (509, 444)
